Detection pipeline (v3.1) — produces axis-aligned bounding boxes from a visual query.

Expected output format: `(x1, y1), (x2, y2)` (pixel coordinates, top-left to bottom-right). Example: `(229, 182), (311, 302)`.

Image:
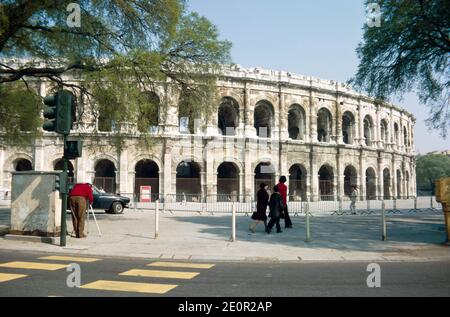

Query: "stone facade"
(0, 65), (417, 202)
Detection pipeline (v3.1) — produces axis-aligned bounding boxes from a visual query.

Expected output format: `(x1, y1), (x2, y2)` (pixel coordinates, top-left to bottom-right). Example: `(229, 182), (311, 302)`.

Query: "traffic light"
(64, 140), (83, 160)
(55, 172), (68, 194)
(42, 91), (75, 135)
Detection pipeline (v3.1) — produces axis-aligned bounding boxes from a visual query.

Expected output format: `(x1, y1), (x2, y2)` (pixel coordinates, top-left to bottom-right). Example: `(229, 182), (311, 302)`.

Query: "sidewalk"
(0, 206), (449, 262)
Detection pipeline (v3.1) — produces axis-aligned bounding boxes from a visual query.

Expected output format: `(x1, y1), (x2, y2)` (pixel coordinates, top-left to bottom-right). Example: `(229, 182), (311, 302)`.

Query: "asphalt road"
(0, 250), (449, 297)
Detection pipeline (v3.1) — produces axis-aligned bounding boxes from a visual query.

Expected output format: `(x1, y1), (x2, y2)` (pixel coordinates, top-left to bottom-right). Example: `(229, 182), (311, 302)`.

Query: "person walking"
(350, 185), (358, 215)
(69, 183), (94, 238)
(266, 185), (284, 234)
(250, 183), (269, 233)
(277, 176), (293, 228)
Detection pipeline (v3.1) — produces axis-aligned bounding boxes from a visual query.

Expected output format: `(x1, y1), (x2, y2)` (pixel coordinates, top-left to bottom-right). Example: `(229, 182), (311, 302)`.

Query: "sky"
(188, 0), (449, 154)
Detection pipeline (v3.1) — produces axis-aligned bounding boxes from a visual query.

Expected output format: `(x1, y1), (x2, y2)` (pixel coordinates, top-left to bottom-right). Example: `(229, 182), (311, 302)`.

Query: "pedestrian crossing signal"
(64, 140), (83, 160)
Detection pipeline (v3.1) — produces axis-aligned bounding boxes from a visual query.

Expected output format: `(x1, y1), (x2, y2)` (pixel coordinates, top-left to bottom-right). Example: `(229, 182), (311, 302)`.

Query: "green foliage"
(352, 0), (450, 138)
(0, 0), (232, 149)
(416, 154), (450, 193)
(0, 81), (42, 146)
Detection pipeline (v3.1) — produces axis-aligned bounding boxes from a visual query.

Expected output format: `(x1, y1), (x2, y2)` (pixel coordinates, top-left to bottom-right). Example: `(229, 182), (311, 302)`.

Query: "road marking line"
(80, 280), (177, 294)
(120, 269), (199, 280)
(39, 256), (101, 263)
(0, 273), (28, 282)
(0, 261), (68, 271)
(147, 262), (215, 269)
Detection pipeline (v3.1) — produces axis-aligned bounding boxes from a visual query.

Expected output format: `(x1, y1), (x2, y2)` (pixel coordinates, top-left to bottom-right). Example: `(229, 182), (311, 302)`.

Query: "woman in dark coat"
(266, 185), (284, 234)
(249, 183), (269, 233)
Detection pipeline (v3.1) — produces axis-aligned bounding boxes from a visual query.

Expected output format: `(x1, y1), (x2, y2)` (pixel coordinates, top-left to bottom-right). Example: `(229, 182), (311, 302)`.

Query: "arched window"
(318, 165), (334, 200)
(383, 168), (391, 199)
(288, 105), (306, 140)
(394, 123), (399, 145)
(135, 160), (159, 201)
(94, 159), (116, 193)
(217, 162), (239, 201)
(363, 115), (374, 146)
(366, 168), (377, 200)
(403, 126), (408, 148)
(317, 108), (332, 142)
(218, 97), (239, 136)
(176, 161), (201, 200)
(14, 158), (33, 171)
(137, 92), (160, 133)
(54, 159), (75, 184)
(254, 101), (274, 138)
(343, 165), (358, 196)
(342, 111), (355, 145)
(289, 164), (307, 201)
(396, 170), (402, 199)
(380, 119), (389, 145)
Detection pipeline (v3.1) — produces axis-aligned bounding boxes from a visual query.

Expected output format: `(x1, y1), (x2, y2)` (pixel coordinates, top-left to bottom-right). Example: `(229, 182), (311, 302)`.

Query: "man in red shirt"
(277, 176), (293, 228)
(69, 183), (94, 238)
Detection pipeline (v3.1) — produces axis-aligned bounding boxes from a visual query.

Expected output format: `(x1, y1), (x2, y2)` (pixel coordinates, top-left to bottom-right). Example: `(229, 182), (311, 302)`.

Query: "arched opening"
(396, 170), (402, 199)
(178, 90), (200, 135)
(363, 115), (374, 146)
(318, 165), (334, 200)
(394, 123), (399, 146)
(137, 92), (160, 133)
(254, 162), (275, 198)
(383, 168), (391, 199)
(134, 160), (159, 201)
(343, 165), (358, 196)
(289, 164), (307, 201)
(218, 97), (239, 136)
(94, 159), (116, 193)
(366, 168), (377, 200)
(317, 108), (332, 142)
(217, 162), (239, 201)
(14, 158), (33, 171)
(54, 160), (75, 184)
(254, 101), (274, 138)
(403, 126), (408, 148)
(380, 119), (389, 145)
(288, 105), (306, 140)
(176, 161), (201, 201)
(405, 171), (410, 198)
(342, 111), (355, 145)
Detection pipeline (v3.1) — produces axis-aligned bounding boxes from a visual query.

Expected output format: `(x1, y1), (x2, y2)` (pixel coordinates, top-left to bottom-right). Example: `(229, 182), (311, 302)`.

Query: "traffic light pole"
(60, 135), (68, 247)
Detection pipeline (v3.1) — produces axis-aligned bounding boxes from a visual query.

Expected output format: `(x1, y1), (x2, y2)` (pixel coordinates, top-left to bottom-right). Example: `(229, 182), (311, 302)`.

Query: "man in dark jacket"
(266, 185), (284, 234)
(69, 183), (94, 238)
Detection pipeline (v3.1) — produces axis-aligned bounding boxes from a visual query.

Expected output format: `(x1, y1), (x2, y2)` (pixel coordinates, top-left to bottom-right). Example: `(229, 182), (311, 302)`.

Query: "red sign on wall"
(140, 186), (152, 203)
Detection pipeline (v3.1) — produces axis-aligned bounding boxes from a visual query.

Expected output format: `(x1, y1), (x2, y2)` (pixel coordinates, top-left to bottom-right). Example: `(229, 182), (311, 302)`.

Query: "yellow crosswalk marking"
(120, 269), (199, 280)
(148, 262), (215, 269)
(0, 273), (28, 282)
(0, 261), (68, 271)
(39, 256), (101, 263)
(80, 280), (177, 294)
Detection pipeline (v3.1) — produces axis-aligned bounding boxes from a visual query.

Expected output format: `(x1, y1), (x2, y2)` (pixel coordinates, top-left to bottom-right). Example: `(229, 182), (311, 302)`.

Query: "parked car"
(68, 184), (130, 214)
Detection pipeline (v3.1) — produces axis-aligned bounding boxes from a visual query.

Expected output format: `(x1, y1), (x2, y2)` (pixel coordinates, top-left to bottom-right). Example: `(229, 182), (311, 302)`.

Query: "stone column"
(238, 172), (244, 202)
(118, 150), (128, 195)
(163, 85), (180, 135)
(309, 91), (318, 143)
(376, 105), (382, 148)
(244, 141), (253, 202)
(377, 156), (383, 200)
(336, 100), (343, 144)
(163, 142), (173, 196)
(310, 148), (318, 201)
(244, 85), (256, 138)
(279, 91), (289, 140)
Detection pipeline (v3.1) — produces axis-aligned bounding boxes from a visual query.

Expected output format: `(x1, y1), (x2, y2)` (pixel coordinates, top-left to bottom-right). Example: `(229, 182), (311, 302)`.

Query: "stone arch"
(380, 119), (389, 144)
(94, 159), (117, 193)
(343, 165), (358, 196)
(4, 153), (33, 172)
(130, 154), (162, 174)
(289, 164), (307, 201)
(176, 160), (202, 199)
(217, 162), (240, 200)
(218, 97), (240, 136)
(318, 164), (334, 200)
(288, 104), (306, 140)
(394, 122), (400, 145)
(317, 108), (332, 142)
(363, 115), (374, 146)
(396, 169), (402, 199)
(254, 161), (276, 197)
(342, 111), (356, 145)
(134, 159), (160, 201)
(254, 100), (274, 138)
(383, 168), (391, 199)
(137, 91), (160, 133)
(365, 167), (377, 200)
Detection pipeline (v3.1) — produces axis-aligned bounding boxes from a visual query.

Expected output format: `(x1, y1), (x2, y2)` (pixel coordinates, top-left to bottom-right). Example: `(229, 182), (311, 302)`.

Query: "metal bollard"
(381, 200), (387, 241)
(231, 202), (236, 242)
(155, 200), (159, 239)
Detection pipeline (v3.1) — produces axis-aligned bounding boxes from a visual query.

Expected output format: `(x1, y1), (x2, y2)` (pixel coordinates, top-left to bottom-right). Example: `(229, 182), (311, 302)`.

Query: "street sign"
(140, 186), (152, 203)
